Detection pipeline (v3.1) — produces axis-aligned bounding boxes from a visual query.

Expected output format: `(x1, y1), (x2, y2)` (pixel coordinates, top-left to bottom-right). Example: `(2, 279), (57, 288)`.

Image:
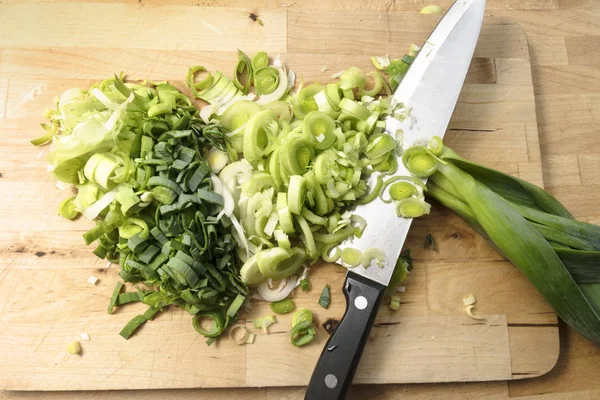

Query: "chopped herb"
(318, 284), (331, 309)
(400, 249), (413, 271)
(424, 234), (437, 251)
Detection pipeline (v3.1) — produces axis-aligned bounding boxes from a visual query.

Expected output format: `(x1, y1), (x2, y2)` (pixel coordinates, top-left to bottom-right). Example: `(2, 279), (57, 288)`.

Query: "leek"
(427, 146), (600, 344)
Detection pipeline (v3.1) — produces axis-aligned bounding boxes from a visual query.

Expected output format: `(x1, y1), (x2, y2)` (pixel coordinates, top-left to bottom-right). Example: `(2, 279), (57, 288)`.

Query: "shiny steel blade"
(338, 0), (486, 287)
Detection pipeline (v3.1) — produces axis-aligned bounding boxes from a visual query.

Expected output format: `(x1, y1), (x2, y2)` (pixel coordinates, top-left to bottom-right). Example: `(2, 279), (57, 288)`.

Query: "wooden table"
(1, 0), (599, 399)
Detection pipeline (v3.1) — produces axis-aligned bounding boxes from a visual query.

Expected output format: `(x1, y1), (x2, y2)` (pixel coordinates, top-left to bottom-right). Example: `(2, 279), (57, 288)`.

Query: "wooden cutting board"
(0, 3), (559, 391)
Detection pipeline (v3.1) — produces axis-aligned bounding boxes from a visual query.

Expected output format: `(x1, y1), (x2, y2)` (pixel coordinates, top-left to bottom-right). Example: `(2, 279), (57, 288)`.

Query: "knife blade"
(305, 1), (486, 398)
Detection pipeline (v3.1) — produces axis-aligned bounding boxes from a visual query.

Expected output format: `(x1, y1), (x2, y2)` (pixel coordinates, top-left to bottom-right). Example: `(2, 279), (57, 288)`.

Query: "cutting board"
(0, 3), (559, 391)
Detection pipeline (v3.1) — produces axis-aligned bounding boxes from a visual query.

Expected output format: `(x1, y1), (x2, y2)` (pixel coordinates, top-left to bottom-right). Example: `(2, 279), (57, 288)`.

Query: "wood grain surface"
(1, 0), (600, 399)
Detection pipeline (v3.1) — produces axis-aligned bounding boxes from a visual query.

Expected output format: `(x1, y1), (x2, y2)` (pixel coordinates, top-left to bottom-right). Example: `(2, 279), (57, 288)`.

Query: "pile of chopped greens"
(35, 76), (247, 342)
(185, 50), (427, 297)
(35, 45), (600, 347)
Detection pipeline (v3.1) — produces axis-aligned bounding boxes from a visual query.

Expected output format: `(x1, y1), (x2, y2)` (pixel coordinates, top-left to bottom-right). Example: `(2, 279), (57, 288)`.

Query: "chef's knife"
(305, 1), (486, 398)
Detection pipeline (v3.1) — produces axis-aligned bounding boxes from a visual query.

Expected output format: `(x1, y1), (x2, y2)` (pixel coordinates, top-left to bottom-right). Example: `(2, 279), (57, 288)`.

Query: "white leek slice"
(257, 275), (298, 301)
(219, 159), (253, 195)
(286, 69), (296, 94)
(200, 104), (217, 123)
(463, 293), (477, 306)
(370, 55), (390, 70)
(208, 147), (228, 174)
(87, 276), (99, 285)
(90, 88), (120, 110)
(212, 175), (235, 219)
(81, 186), (119, 220)
(465, 305), (486, 320)
(230, 214), (249, 256)
(263, 212), (279, 237)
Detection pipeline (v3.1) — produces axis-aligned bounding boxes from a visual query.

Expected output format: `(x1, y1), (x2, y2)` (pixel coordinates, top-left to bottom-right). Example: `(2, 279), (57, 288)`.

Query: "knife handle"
(305, 271), (386, 400)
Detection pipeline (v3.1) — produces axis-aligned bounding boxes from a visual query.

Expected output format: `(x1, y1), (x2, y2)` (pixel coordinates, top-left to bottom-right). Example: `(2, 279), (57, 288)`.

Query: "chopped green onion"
(294, 84), (323, 119)
(119, 307), (159, 339)
(226, 294), (246, 318)
(254, 67), (280, 95)
(429, 136), (444, 156)
(287, 175), (307, 215)
(389, 181), (417, 200)
(270, 299), (295, 314)
(233, 50), (253, 94)
(117, 291), (144, 305)
(302, 111), (336, 150)
(256, 247), (305, 280)
(361, 247), (386, 268)
(251, 51), (269, 70)
(243, 110), (278, 162)
(281, 134), (315, 175)
(341, 247), (362, 267)
(290, 320), (316, 346)
(108, 281), (124, 315)
(252, 315), (276, 334)
(424, 234), (437, 251)
(292, 308), (313, 326)
(300, 279), (310, 292)
(395, 197), (431, 218)
(322, 244), (341, 263)
(390, 296), (401, 311)
(339, 66), (366, 90)
(402, 146), (438, 178)
(358, 71), (384, 97)
(193, 311), (226, 338)
(58, 196), (78, 220)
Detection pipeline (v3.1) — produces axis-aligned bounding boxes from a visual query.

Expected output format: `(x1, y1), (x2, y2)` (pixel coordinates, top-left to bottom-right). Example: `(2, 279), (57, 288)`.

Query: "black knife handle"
(305, 271), (386, 400)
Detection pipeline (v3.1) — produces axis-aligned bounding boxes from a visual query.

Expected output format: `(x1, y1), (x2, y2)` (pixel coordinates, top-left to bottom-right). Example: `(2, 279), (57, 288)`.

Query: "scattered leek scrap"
(270, 298), (295, 314)
(290, 320), (316, 347)
(389, 295), (401, 311)
(229, 324), (250, 345)
(67, 341), (81, 355)
(120, 307), (160, 339)
(424, 234), (436, 251)
(290, 308), (316, 346)
(253, 315), (276, 334)
(465, 305), (485, 321)
(463, 293), (477, 306)
(293, 308), (313, 326)
(108, 281), (124, 315)
(318, 284), (331, 309)
(116, 291), (144, 305)
(419, 5), (442, 14)
(35, 76), (247, 342)
(385, 250), (412, 296)
(425, 142), (600, 344)
(300, 278), (310, 292)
